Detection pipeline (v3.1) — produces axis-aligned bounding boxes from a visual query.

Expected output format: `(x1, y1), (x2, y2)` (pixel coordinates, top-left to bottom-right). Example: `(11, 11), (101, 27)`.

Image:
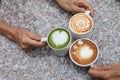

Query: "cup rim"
(47, 27), (72, 50)
(69, 38), (99, 67)
(69, 13), (94, 35)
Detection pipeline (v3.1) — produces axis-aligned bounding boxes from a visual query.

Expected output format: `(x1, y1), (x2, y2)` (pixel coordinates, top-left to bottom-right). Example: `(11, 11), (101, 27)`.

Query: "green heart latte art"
(48, 28), (71, 50)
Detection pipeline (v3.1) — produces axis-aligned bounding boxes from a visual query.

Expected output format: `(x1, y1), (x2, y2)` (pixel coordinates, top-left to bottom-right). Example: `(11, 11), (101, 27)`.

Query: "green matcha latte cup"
(40, 27), (72, 56)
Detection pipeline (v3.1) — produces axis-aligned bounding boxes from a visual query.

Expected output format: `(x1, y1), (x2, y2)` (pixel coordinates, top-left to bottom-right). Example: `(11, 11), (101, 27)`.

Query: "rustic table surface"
(0, 0), (120, 80)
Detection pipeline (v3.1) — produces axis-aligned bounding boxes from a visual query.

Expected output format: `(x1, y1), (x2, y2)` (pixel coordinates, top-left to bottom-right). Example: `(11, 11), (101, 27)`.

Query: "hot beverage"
(70, 39), (98, 65)
(69, 13), (93, 34)
(48, 28), (71, 50)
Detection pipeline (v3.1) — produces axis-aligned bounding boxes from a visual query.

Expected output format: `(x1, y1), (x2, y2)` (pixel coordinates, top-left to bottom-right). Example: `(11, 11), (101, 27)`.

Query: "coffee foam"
(79, 45), (93, 59)
(70, 39), (98, 65)
(52, 31), (68, 46)
(70, 13), (93, 33)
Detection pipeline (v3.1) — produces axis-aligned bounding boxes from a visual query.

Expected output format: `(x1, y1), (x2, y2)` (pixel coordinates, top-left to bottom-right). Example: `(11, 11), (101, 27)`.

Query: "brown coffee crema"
(70, 39), (97, 65)
(70, 13), (93, 33)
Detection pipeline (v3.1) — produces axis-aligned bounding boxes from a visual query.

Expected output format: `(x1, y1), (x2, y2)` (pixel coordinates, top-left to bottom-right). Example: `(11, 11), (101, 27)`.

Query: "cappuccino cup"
(41, 27), (72, 56)
(69, 38), (99, 67)
(69, 11), (94, 39)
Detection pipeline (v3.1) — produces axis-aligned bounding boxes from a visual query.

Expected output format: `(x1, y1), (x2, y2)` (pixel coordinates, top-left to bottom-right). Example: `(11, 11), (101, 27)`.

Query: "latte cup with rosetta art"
(40, 27), (72, 57)
(69, 38), (99, 67)
(69, 10), (93, 39)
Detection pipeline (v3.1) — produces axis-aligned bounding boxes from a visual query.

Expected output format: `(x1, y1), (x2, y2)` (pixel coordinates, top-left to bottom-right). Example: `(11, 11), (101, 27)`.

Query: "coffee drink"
(40, 28), (72, 56)
(48, 28), (71, 50)
(69, 13), (93, 34)
(70, 39), (98, 65)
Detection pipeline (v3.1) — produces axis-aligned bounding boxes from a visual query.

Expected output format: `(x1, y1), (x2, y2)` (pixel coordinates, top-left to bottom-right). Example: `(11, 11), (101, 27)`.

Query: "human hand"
(14, 28), (47, 51)
(56, 0), (94, 17)
(88, 64), (120, 80)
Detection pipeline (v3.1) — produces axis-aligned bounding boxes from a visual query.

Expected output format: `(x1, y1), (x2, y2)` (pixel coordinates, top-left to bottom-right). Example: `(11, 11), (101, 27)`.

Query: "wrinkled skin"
(56, 0), (94, 17)
(88, 64), (120, 80)
(14, 28), (47, 51)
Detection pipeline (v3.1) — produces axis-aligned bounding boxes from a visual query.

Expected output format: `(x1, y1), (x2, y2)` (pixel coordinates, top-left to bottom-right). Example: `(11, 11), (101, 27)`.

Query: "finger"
(71, 4), (86, 13)
(78, 0), (94, 17)
(28, 31), (41, 40)
(91, 65), (103, 71)
(88, 69), (106, 79)
(27, 40), (47, 47)
(91, 65), (111, 71)
(79, 3), (83, 7)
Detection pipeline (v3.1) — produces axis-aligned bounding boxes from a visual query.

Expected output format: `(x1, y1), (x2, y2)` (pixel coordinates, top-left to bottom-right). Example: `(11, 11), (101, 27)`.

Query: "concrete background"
(0, 0), (120, 80)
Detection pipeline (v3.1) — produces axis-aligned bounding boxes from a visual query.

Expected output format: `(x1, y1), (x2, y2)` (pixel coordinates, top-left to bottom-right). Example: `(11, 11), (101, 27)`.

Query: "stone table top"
(0, 0), (120, 80)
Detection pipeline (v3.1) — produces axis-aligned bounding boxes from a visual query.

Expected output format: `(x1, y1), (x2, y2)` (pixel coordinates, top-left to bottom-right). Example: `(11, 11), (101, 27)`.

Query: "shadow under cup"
(69, 39), (99, 67)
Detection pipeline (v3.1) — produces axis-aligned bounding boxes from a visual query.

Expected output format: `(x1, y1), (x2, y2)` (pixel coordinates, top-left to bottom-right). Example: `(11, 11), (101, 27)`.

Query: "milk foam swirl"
(70, 13), (93, 33)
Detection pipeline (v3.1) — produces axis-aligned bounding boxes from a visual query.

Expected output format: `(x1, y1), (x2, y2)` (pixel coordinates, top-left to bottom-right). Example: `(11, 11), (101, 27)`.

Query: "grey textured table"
(0, 0), (120, 80)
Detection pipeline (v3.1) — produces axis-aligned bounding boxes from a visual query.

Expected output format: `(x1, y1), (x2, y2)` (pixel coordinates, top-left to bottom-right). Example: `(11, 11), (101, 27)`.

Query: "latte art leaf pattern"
(70, 13), (93, 33)
(75, 18), (90, 29)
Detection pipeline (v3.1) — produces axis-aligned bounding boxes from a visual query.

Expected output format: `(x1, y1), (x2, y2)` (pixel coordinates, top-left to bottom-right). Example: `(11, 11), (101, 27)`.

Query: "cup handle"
(40, 37), (47, 42)
(85, 10), (91, 15)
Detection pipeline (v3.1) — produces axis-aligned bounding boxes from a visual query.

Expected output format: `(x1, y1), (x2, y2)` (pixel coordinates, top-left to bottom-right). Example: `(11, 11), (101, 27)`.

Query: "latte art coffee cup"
(41, 27), (72, 56)
(48, 28), (71, 50)
(69, 11), (93, 39)
(69, 39), (99, 67)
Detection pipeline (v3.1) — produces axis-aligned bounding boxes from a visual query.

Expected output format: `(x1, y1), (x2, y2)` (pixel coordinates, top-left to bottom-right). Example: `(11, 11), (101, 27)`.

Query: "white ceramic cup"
(41, 27), (72, 57)
(69, 11), (94, 39)
(69, 38), (99, 67)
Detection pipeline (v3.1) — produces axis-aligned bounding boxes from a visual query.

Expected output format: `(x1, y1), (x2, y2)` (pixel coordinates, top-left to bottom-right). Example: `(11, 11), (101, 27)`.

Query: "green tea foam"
(48, 28), (70, 50)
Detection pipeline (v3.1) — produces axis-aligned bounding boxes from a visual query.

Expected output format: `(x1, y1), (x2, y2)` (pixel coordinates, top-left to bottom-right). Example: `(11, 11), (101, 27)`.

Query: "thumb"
(32, 35), (41, 41)
(88, 68), (105, 79)
(28, 31), (41, 41)
(88, 65), (110, 79)
(92, 65), (111, 71)
(78, 0), (94, 17)
(27, 39), (47, 47)
(91, 65), (103, 71)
